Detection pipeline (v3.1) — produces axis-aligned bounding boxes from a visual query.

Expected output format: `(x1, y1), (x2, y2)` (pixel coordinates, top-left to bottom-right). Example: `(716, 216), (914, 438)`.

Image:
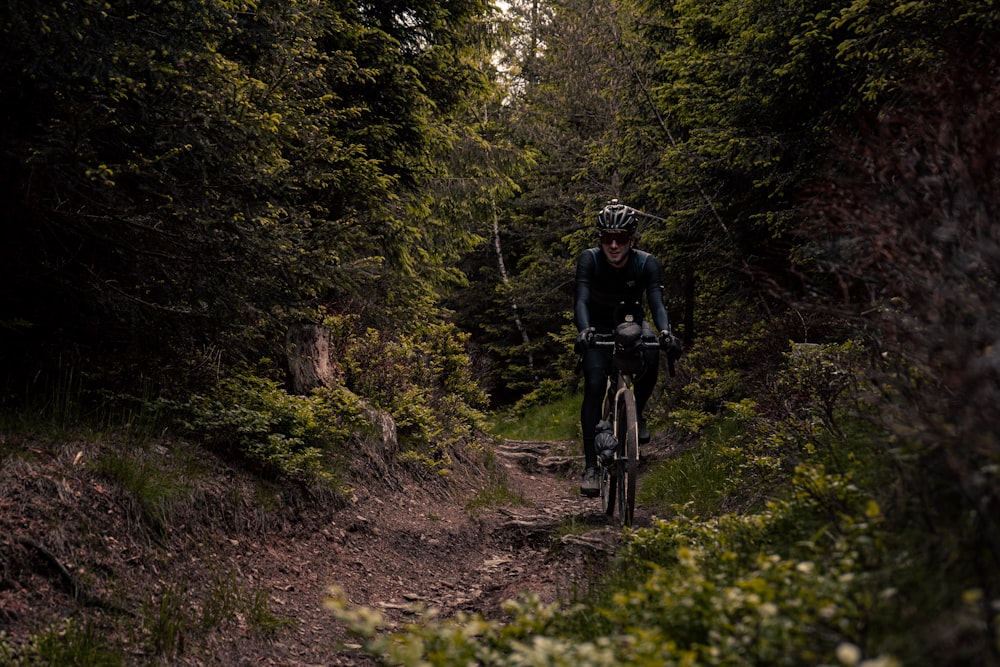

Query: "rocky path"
(337, 439), (626, 623)
(240, 437), (633, 665)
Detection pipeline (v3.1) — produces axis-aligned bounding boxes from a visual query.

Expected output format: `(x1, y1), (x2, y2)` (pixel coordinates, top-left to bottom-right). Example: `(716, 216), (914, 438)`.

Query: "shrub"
(176, 371), (365, 482)
(326, 313), (489, 469)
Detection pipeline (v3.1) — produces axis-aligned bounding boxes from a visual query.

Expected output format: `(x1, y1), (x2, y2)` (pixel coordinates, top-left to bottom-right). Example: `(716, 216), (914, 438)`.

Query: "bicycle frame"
(590, 323), (660, 527)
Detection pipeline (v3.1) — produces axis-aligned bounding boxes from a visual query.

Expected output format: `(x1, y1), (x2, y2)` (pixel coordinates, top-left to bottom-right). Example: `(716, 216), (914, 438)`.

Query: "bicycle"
(588, 307), (675, 527)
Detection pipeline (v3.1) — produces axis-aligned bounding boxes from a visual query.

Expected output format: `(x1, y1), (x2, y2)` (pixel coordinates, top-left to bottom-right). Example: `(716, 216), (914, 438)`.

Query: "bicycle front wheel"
(601, 462), (616, 517)
(615, 389), (639, 527)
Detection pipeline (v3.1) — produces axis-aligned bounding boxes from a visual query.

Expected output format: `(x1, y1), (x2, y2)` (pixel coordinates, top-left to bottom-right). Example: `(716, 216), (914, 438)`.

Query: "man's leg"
(580, 347), (610, 496)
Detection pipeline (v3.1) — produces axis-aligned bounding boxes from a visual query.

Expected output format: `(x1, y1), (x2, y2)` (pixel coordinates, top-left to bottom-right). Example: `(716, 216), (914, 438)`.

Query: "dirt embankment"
(0, 433), (672, 665)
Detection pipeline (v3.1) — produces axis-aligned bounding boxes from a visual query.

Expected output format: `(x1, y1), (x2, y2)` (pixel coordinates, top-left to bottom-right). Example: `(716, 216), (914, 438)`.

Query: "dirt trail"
(0, 434), (671, 665)
(252, 437), (628, 666)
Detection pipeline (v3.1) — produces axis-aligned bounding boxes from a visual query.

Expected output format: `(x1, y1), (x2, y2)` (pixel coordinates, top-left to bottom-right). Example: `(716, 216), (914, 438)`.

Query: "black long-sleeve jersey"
(574, 247), (670, 333)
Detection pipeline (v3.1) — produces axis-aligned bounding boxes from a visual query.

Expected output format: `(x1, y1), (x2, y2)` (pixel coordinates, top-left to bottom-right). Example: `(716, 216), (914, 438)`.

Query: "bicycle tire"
(601, 463), (616, 516)
(599, 381), (617, 517)
(616, 389), (639, 527)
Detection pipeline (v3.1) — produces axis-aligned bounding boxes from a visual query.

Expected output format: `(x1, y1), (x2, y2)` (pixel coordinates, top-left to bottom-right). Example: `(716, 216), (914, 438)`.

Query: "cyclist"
(574, 199), (679, 497)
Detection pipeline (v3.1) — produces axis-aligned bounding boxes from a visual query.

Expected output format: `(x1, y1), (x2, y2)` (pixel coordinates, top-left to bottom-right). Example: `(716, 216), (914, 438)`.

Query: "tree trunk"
(285, 323), (337, 394)
(492, 201), (535, 374)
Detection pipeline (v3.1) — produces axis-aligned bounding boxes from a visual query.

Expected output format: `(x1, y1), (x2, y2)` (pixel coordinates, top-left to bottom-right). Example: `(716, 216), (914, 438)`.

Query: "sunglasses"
(599, 230), (632, 245)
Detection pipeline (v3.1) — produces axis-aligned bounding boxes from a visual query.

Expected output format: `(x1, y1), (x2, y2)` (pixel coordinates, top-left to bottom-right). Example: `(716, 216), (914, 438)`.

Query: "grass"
(0, 620), (123, 667)
(553, 514), (607, 538)
(139, 574), (294, 658)
(465, 481), (530, 517)
(489, 392), (581, 441)
(637, 416), (761, 518)
(637, 440), (737, 518)
(91, 446), (191, 536)
(145, 583), (189, 657)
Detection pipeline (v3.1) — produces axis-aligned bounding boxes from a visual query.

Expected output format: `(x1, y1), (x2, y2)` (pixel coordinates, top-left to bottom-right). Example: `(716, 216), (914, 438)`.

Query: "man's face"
(599, 229), (633, 268)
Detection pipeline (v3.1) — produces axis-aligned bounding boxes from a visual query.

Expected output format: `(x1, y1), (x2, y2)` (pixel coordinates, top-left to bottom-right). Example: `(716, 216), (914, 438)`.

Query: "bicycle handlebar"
(587, 333), (677, 377)
(588, 336), (662, 350)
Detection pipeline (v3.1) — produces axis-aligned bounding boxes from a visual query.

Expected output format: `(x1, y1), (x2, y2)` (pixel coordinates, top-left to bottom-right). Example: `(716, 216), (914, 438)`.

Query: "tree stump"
(285, 323), (338, 394)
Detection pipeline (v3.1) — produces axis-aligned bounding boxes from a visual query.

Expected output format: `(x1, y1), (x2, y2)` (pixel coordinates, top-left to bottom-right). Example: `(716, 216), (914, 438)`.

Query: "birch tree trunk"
(491, 202), (534, 374)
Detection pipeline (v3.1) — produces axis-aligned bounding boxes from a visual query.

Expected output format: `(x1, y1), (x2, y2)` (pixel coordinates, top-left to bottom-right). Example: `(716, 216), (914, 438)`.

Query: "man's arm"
(574, 249), (597, 331)
(643, 255), (671, 333)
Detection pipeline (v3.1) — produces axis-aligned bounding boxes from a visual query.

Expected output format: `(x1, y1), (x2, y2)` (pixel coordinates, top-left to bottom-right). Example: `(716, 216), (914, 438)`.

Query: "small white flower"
(836, 642), (862, 666)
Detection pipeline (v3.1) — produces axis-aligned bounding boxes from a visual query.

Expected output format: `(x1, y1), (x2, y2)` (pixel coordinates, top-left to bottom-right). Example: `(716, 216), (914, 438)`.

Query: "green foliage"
(0, 620), (122, 667)
(673, 322), (783, 414)
(773, 341), (866, 436)
(829, 0), (1000, 102)
(328, 313), (490, 461)
(176, 371), (364, 483)
(0, 0), (504, 399)
(605, 469), (893, 666)
(649, 336), (886, 518)
(489, 390), (581, 442)
(507, 379), (574, 417)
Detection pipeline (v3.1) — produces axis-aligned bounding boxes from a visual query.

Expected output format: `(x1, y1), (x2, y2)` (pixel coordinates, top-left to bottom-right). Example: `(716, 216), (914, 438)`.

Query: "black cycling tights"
(580, 345), (658, 468)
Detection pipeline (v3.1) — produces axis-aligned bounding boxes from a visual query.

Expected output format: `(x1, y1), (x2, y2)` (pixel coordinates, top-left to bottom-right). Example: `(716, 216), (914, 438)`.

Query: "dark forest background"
(2, 0), (999, 663)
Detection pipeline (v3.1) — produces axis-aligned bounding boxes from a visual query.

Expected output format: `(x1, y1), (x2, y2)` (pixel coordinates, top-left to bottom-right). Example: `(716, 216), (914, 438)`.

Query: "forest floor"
(0, 430), (678, 665)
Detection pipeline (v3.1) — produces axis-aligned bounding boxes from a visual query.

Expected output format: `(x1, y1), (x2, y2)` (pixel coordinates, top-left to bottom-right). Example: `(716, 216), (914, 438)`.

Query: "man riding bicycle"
(574, 199), (679, 497)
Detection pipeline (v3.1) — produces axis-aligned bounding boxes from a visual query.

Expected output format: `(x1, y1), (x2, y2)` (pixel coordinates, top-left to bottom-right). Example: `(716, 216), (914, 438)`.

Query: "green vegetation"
(637, 420), (743, 518)
(176, 371), (357, 483)
(91, 447), (193, 537)
(1, 0), (998, 664)
(0, 620), (122, 667)
(465, 481), (530, 517)
(0, 571), (291, 665)
(140, 576), (291, 659)
(489, 391), (581, 442)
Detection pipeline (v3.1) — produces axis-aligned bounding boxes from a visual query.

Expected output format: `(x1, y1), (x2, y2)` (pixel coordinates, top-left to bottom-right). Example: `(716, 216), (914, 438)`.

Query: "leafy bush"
(675, 320), (792, 416)
(326, 313), (490, 469)
(176, 371), (366, 482)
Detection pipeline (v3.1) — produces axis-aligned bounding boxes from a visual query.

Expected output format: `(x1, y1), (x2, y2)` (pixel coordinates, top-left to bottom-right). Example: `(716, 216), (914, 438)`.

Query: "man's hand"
(662, 332), (682, 356)
(575, 327), (595, 354)
(660, 329), (682, 360)
(659, 329), (681, 376)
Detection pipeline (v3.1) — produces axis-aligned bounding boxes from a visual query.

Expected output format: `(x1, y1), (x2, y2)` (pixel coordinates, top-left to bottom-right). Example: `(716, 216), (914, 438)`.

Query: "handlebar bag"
(613, 321), (644, 373)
